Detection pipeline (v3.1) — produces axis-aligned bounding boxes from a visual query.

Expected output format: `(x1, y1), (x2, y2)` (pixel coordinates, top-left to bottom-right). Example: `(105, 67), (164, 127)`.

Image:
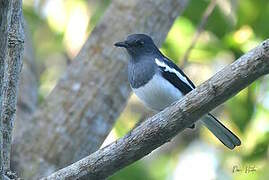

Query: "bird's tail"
(201, 113), (241, 149)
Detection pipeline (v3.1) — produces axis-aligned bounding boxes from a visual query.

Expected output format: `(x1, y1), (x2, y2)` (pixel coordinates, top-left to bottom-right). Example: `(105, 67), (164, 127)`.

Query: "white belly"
(132, 74), (183, 111)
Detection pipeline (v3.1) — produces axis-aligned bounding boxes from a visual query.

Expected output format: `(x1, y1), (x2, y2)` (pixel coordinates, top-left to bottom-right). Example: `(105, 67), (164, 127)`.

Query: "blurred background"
(22, 0), (268, 179)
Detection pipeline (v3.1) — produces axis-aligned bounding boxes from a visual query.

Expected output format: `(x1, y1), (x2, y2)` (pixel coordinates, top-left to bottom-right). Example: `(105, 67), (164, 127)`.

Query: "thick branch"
(12, 0), (188, 178)
(1, 0), (24, 171)
(0, 0), (13, 178)
(44, 39), (269, 180)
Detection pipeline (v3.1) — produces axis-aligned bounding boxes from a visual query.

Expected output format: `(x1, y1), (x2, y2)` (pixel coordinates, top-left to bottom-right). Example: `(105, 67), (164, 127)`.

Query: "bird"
(114, 33), (241, 149)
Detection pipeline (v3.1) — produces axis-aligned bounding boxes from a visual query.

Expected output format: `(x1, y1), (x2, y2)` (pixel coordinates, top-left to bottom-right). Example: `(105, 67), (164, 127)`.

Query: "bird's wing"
(155, 57), (195, 95)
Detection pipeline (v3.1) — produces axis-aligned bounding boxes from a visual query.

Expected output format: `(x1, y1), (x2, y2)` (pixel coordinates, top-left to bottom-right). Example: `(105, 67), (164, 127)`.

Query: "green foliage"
(227, 86), (255, 132)
(244, 133), (269, 162)
(237, 0), (269, 39)
(109, 160), (153, 180)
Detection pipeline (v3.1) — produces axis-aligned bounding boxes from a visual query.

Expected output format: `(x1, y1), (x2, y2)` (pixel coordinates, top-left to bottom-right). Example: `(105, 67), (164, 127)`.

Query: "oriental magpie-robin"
(115, 34), (241, 149)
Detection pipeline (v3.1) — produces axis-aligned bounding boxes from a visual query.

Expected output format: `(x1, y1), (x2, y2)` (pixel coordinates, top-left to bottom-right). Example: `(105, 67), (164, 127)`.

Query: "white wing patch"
(155, 58), (194, 89)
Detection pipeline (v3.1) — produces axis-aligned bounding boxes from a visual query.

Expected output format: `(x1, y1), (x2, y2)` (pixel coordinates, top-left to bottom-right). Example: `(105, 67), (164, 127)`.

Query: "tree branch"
(1, 0), (24, 173)
(0, 0), (13, 178)
(43, 39), (269, 180)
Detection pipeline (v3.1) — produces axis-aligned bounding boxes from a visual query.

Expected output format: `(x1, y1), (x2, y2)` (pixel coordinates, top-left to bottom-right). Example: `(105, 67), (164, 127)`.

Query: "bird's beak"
(114, 41), (129, 48)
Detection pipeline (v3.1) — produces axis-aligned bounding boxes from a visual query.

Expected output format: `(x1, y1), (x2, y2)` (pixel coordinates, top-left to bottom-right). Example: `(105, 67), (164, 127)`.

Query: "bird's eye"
(135, 40), (144, 46)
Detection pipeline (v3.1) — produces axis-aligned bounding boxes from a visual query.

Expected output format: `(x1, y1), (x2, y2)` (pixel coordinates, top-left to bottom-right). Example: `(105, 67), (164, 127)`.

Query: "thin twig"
(43, 39), (269, 180)
(180, 0), (217, 67)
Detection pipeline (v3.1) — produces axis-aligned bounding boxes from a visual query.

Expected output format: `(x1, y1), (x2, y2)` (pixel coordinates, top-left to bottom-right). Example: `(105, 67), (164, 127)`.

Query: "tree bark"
(0, 0), (24, 179)
(0, 1), (13, 177)
(12, 0), (189, 178)
(43, 39), (269, 180)
(1, 0), (24, 171)
(0, 0), (13, 109)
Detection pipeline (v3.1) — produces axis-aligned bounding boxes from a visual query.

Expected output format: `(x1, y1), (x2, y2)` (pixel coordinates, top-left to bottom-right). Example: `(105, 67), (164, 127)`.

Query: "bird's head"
(114, 34), (159, 58)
